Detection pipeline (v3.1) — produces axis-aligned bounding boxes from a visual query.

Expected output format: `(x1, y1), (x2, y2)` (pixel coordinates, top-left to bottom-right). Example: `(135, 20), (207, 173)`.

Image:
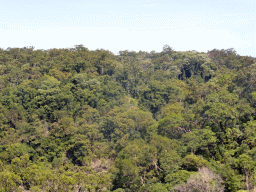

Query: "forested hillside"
(0, 45), (256, 191)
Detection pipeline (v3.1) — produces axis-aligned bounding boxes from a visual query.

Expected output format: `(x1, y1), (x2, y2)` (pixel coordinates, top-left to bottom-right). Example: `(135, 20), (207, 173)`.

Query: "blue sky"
(0, 0), (255, 56)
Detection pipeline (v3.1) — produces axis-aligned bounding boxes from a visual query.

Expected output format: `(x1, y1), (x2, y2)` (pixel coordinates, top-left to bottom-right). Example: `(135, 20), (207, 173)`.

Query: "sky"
(0, 0), (255, 56)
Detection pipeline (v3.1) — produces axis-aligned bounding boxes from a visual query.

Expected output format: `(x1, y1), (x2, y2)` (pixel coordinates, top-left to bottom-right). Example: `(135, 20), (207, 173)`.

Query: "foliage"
(0, 45), (255, 191)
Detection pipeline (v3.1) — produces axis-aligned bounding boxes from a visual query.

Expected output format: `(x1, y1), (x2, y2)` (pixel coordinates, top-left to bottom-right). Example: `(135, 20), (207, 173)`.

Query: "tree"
(238, 154), (255, 191)
(174, 167), (225, 192)
(162, 44), (174, 54)
(115, 140), (158, 190)
(0, 169), (22, 191)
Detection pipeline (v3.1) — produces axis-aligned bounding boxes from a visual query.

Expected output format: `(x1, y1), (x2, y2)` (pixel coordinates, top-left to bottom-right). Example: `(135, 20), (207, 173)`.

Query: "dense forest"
(0, 44), (256, 192)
